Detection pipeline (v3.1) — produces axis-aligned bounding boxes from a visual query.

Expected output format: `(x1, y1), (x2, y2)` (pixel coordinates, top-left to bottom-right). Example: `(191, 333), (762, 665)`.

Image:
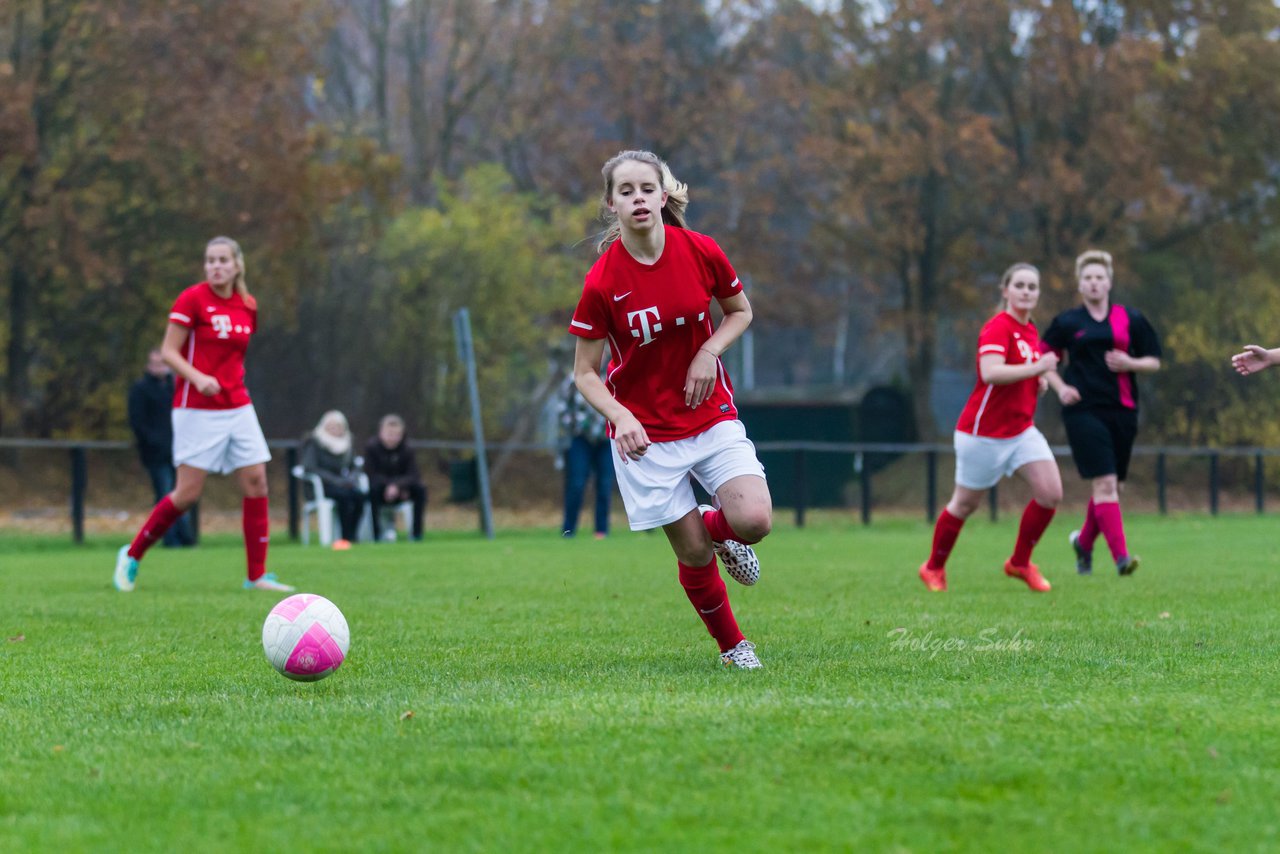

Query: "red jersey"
(168, 282), (256, 410)
(568, 227), (743, 442)
(955, 312), (1043, 438)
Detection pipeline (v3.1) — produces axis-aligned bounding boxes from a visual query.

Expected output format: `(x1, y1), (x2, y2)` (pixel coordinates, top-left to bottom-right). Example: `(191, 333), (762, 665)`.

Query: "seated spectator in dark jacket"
(301, 410), (366, 549)
(363, 414), (427, 541)
(127, 349), (195, 547)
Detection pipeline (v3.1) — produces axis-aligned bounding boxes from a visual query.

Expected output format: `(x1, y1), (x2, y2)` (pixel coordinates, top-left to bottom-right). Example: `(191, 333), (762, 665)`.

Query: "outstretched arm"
(1232, 345), (1280, 376)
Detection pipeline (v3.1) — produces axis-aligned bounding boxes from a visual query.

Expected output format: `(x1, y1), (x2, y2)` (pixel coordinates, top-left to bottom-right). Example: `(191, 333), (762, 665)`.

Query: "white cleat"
(698, 504), (761, 586)
(113, 544), (138, 592)
(720, 639), (763, 669)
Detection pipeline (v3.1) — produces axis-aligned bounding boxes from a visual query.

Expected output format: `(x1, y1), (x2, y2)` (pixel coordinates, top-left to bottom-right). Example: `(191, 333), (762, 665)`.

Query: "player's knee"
(734, 508), (772, 543)
(243, 474), (268, 498)
(676, 544), (715, 567)
(170, 487), (200, 510)
(1036, 486), (1063, 508)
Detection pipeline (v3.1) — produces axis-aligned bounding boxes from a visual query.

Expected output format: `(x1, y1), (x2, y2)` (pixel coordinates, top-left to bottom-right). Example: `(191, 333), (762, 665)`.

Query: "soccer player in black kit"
(1041, 250), (1162, 577)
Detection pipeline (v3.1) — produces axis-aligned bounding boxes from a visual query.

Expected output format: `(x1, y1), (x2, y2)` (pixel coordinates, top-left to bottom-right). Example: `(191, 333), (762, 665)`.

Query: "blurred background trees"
(4, 0), (1280, 445)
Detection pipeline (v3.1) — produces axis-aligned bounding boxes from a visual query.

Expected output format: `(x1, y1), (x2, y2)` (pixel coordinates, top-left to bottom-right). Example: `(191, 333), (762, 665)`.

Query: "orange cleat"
(919, 562), (947, 592)
(1004, 559), (1051, 592)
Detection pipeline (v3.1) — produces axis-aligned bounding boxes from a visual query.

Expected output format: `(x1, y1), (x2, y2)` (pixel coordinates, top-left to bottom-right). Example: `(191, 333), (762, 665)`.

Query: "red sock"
(128, 496), (185, 560)
(701, 507), (756, 545)
(1093, 501), (1128, 562)
(927, 508), (966, 570)
(1078, 499), (1100, 550)
(1011, 500), (1056, 566)
(243, 496), (270, 581)
(678, 557), (744, 653)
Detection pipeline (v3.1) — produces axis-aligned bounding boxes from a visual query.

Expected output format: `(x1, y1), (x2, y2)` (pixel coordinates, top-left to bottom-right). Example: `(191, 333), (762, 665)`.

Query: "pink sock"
(1078, 499), (1100, 551)
(678, 557), (744, 653)
(1011, 500), (1056, 566)
(129, 496), (185, 560)
(1093, 501), (1128, 562)
(243, 496), (270, 581)
(927, 508), (966, 570)
(701, 507), (756, 545)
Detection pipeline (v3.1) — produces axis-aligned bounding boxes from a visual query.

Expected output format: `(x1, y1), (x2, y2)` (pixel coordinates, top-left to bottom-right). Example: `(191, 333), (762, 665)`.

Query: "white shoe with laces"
(720, 639), (763, 669)
(698, 504), (760, 586)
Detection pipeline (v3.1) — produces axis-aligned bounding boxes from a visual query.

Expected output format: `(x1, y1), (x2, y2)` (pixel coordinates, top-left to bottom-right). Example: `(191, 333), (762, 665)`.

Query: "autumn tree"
(0, 0), (329, 436)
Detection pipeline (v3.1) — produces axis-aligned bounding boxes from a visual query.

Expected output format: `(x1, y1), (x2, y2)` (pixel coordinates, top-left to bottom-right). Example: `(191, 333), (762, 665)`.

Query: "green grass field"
(3, 514), (1279, 852)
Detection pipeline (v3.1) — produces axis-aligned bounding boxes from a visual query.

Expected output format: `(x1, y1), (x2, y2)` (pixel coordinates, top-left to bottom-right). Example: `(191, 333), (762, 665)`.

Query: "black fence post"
(1256, 453), (1265, 514)
(989, 483), (998, 522)
(189, 502), (200, 544)
(1157, 453), (1167, 515)
(925, 451), (937, 523)
(860, 467), (872, 526)
(1209, 452), (1220, 516)
(286, 445), (300, 540)
(70, 446), (86, 545)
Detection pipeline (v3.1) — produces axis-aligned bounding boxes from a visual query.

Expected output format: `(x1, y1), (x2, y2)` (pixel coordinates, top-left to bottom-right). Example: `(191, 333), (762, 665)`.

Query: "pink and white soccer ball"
(262, 594), (350, 682)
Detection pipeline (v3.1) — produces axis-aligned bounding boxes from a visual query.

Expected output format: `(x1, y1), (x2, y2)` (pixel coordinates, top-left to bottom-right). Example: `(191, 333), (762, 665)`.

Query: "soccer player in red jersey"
(113, 237), (294, 593)
(1041, 250), (1162, 577)
(568, 150), (772, 669)
(919, 263), (1063, 593)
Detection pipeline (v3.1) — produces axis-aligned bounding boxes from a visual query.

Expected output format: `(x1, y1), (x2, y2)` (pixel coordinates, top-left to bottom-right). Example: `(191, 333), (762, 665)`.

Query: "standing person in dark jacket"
(127, 349), (195, 547)
(556, 373), (614, 539)
(363, 414), (427, 541)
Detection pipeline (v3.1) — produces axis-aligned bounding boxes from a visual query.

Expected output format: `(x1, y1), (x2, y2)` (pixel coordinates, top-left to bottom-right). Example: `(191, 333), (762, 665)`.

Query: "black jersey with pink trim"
(568, 227), (743, 442)
(1040, 304), (1161, 411)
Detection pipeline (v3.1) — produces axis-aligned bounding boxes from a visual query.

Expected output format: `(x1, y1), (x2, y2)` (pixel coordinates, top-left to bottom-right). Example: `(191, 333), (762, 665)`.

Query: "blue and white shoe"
(113, 544), (138, 592)
(698, 504), (761, 586)
(243, 573), (296, 592)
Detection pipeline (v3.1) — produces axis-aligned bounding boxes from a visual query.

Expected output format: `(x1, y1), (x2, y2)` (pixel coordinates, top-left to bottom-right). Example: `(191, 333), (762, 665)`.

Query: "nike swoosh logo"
(613, 292), (631, 302)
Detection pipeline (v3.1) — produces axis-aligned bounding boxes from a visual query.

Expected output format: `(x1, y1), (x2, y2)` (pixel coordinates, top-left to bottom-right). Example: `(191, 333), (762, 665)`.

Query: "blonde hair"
(596, 150), (689, 254)
(1075, 249), (1113, 281)
(998, 262), (1039, 310)
(207, 236), (251, 303)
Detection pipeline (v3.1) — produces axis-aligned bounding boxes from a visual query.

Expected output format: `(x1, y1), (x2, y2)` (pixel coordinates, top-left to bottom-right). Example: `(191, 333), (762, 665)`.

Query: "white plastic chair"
(292, 465), (337, 546)
(376, 499), (416, 541)
(356, 471), (415, 541)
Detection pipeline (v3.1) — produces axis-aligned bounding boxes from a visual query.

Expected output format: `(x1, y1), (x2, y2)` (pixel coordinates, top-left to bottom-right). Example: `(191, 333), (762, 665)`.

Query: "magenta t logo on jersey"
(627, 306), (663, 346)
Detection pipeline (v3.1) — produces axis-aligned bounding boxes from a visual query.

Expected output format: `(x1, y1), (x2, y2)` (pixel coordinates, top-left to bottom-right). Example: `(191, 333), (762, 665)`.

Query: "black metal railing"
(4, 438), (1280, 541)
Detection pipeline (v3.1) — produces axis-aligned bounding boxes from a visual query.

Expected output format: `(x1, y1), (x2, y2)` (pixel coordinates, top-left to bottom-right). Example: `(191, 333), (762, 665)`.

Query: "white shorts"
(172, 404), (272, 475)
(613, 419), (767, 531)
(953, 426), (1054, 490)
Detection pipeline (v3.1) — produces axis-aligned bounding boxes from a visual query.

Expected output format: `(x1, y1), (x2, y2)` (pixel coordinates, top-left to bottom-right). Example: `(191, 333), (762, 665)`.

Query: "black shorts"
(1062, 406), (1139, 481)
